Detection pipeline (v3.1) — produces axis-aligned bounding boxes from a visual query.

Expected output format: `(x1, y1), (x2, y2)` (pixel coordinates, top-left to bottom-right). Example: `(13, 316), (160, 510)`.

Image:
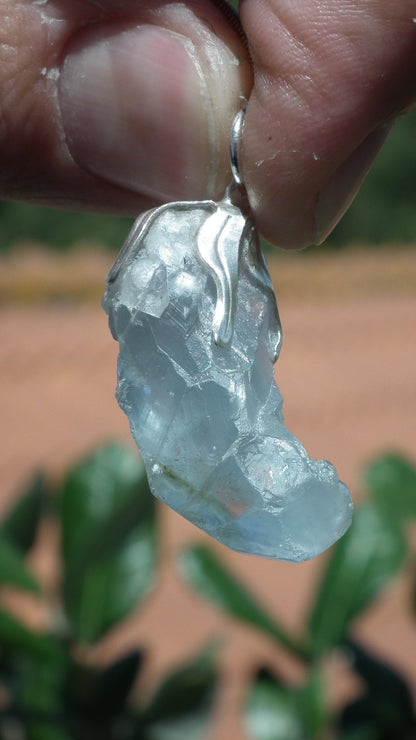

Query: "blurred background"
(0, 110), (415, 739)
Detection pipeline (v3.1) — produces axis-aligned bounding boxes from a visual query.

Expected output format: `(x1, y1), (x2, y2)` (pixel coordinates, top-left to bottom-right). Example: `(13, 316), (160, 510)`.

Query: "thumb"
(0, 1), (251, 213)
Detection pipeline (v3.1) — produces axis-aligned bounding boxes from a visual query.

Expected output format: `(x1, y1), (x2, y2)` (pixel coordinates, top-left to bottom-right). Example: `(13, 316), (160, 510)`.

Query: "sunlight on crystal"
(104, 200), (353, 561)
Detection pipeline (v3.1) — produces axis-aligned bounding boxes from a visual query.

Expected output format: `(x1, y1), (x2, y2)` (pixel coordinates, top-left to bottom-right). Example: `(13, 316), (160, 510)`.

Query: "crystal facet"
(103, 196), (353, 561)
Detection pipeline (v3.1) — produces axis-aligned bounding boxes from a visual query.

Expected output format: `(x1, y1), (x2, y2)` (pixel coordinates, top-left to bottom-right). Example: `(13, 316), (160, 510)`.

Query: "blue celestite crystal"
(103, 196), (353, 561)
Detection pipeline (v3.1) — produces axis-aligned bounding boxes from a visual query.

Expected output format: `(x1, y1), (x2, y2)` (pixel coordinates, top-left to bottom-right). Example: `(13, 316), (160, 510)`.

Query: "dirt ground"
(1, 245), (415, 738)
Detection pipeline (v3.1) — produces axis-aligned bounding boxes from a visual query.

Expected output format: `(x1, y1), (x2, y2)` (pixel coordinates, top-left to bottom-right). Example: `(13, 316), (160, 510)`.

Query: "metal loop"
(230, 109), (245, 187)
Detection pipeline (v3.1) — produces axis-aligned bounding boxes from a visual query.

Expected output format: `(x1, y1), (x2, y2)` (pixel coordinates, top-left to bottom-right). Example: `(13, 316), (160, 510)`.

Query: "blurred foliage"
(179, 450), (416, 739)
(330, 109), (416, 246)
(0, 110), (415, 252)
(0, 444), (416, 738)
(0, 201), (133, 252)
(0, 443), (218, 740)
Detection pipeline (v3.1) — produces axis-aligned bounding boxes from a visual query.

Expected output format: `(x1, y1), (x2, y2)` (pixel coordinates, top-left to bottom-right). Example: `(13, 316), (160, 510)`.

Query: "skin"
(0, 0), (415, 248)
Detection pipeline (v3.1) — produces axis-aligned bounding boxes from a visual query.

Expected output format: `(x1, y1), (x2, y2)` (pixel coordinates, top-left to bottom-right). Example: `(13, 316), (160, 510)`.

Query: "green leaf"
(178, 545), (307, 660)
(65, 522), (156, 644)
(19, 657), (69, 740)
(62, 443), (157, 643)
(296, 670), (328, 738)
(245, 672), (304, 740)
(141, 646), (218, 740)
(26, 722), (70, 740)
(65, 650), (143, 719)
(245, 668), (328, 740)
(343, 640), (415, 725)
(0, 533), (41, 594)
(89, 650), (143, 716)
(1, 471), (46, 553)
(62, 442), (153, 564)
(337, 727), (378, 740)
(308, 503), (406, 656)
(338, 692), (415, 740)
(0, 607), (65, 663)
(365, 453), (416, 524)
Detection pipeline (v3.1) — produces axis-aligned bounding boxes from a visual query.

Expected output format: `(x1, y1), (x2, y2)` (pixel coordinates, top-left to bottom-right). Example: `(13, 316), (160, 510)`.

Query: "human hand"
(1, 1), (415, 248)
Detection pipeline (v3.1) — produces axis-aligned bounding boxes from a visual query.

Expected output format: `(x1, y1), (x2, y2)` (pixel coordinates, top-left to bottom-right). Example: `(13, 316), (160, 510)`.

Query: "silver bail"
(230, 109), (245, 188)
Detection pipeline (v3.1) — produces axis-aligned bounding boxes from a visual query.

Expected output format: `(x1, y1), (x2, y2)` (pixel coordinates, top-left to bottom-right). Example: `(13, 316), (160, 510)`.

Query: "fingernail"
(315, 121), (394, 243)
(59, 25), (229, 202)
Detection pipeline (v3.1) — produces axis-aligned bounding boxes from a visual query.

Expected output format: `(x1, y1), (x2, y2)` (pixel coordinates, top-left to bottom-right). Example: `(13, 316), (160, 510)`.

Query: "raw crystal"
(103, 197), (353, 561)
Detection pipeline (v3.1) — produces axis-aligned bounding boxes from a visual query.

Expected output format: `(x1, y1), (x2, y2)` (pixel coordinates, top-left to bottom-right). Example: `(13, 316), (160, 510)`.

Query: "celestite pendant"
(103, 115), (353, 561)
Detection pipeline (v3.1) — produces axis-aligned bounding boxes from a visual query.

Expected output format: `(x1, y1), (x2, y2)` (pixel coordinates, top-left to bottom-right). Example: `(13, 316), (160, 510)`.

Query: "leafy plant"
(0, 442), (218, 740)
(179, 452), (416, 739)
(1, 445), (415, 739)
